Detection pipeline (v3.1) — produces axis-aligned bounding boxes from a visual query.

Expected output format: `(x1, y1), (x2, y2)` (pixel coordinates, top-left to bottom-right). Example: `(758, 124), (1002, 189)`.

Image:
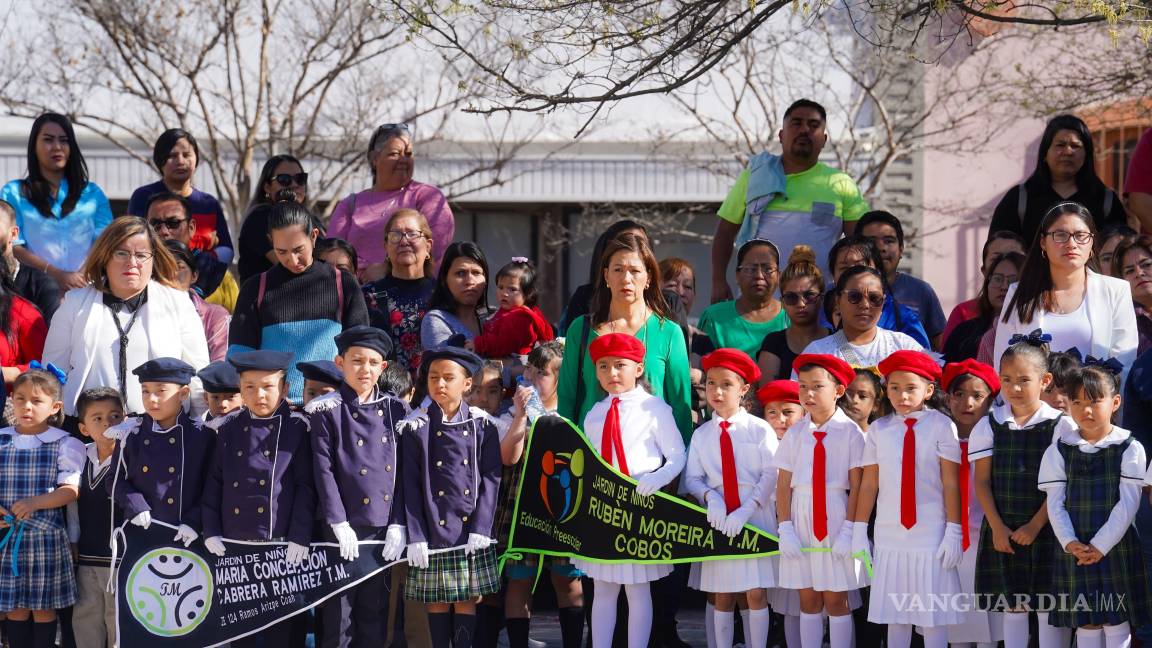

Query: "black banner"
(505, 415), (780, 565)
(114, 521), (401, 646)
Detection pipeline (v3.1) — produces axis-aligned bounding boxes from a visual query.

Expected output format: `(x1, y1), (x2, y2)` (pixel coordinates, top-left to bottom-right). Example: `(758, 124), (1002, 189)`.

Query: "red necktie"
(812, 430), (828, 541)
(602, 397), (630, 476)
(901, 418), (917, 529)
(719, 421), (741, 513)
(959, 439), (970, 551)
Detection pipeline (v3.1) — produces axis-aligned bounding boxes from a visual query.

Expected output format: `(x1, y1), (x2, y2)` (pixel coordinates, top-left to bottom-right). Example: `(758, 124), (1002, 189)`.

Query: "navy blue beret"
(334, 325), (394, 359)
(197, 361), (240, 393)
(296, 360), (344, 387)
(421, 345), (483, 377)
(227, 350), (294, 373)
(132, 357), (196, 385)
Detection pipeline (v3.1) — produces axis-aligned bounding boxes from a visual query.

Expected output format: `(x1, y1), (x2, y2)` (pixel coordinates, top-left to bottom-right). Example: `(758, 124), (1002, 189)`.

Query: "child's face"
(496, 272), (526, 310)
(886, 370), (934, 416)
(1041, 383), (1070, 413)
(141, 382), (189, 422)
(336, 346), (387, 395)
(239, 370), (286, 418)
(466, 368), (504, 414)
(79, 400), (125, 442)
(999, 355), (1051, 412)
(11, 383), (62, 431)
(704, 367), (749, 415)
(428, 359), (472, 410)
(947, 376), (993, 429)
(1069, 388), (1121, 435)
(527, 359), (561, 402)
(302, 380), (336, 405)
(796, 367), (845, 418)
(595, 356), (643, 395)
(205, 391), (242, 418)
(841, 374), (878, 426)
(764, 401), (804, 440)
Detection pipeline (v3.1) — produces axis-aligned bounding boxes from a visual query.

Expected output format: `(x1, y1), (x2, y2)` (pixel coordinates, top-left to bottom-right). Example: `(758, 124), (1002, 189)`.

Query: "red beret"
(757, 379), (800, 406)
(589, 333), (646, 364)
(792, 354), (855, 387)
(702, 348), (761, 384)
(878, 350), (942, 382)
(942, 359), (1000, 395)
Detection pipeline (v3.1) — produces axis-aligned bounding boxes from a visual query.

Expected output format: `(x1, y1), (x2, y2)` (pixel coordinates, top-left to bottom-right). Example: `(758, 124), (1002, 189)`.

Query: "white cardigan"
(44, 281), (210, 417)
(993, 270), (1137, 387)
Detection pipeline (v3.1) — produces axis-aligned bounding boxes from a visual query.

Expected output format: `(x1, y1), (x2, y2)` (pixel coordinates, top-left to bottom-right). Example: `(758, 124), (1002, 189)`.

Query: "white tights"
(590, 580), (652, 648)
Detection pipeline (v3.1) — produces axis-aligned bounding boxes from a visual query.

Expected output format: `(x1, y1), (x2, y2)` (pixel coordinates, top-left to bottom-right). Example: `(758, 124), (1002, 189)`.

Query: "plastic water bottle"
(518, 375), (547, 421)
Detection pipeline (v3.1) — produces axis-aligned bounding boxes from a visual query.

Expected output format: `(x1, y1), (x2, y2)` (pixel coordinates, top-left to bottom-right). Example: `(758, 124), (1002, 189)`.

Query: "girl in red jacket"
(468, 257), (554, 359)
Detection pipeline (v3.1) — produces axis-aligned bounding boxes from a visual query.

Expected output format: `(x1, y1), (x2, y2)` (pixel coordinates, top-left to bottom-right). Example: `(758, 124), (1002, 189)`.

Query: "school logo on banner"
(124, 548), (214, 636)
(505, 415), (780, 565)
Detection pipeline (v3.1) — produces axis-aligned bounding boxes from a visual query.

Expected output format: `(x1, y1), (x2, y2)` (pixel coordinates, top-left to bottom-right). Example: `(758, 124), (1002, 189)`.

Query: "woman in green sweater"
(697, 238), (789, 361)
(558, 232), (693, 443)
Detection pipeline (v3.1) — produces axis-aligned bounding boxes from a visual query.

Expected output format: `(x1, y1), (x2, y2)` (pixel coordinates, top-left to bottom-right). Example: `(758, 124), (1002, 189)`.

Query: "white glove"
(831, 520), (855, 558)
(705, 494), (728, 532)
(634, 473), (664, 496)
(777, 521), (803, 560)
(173, 524), (198, 547)
(285, 542), (310, 566)
(131, 511), (152, 529)
(466, 533), (493, 555)
(936, 522), (964, 570)
(204, 536), (226, 556)
(330, 522), (360, 561)
(851, 521), (872, 564)
(721, 504), (755, 539)
(381, 525), (407, 562)
(407, 541), (430, 569)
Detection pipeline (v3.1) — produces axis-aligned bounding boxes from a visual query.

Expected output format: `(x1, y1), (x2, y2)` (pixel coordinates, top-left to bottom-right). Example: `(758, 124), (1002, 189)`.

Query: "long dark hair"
(976, 251), (1026, 319)
(1003, 202), (1097, 325)
(588, 232), (672, 326)
(0, 261), (16, 344)
(251, 154), (304, 205)
(428, 241), (489, 314)
(22, 113), (89, 219)
(586, 219), (647, 285)
(1029, 115), (1103, 192)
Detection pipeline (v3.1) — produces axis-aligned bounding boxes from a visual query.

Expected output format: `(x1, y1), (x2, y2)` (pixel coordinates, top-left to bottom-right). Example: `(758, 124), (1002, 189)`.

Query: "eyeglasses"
(112, 250), (154, 264)
(273, 172), (308, 186)
(737, 264), (778, 277)
(781, 290), (822, 306)
(988, 273), (1018, 288)
(1044, 230), (1093, 245)
(842, 289), (885, 308)
(386, 230), (428, 244)
(148, 217), (186, 231)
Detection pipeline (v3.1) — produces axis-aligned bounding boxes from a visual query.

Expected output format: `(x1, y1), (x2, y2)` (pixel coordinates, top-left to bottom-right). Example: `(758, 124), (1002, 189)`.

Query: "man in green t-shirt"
(711, 99), (869, 303)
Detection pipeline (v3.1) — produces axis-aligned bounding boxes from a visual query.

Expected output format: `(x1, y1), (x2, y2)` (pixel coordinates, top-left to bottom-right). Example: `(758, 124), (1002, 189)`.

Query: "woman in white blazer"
(44, 217), (210, 418)
(993, 202), (1138, 386)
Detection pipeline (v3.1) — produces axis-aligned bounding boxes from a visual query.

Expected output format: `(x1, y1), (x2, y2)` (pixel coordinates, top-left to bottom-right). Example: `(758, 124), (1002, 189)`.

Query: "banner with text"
(505, 415), (779, 565)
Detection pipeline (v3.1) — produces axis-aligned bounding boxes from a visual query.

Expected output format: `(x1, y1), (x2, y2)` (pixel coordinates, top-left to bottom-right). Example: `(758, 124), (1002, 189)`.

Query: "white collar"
(1, 426), (69, 446)
(603, 386), (649, 404)
(991, 400), (1062, 429)
(1057, 424), (1129, 448)
(85, 442), (114, 471)
(151, 418), (183, 434)
(711, 408), (749, 426)
(805, 406), (854, 430)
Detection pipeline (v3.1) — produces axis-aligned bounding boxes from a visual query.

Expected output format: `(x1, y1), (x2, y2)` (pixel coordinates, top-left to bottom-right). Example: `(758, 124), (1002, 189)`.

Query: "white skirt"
(697, 555), (776, 592)
(573, 559), (671, 585)
(777, 490), (868, 592)
(768, 587), (863, 616)
(946, 545), (1002, 643)
(867, 545), (962, 626)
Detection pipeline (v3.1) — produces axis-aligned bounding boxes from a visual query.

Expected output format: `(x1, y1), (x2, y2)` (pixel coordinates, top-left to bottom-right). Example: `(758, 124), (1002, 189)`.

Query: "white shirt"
(684, 409), (779, 516)
(1037, 300), (1093, 357)
(775, 407), (865, 491)
(67, 442), (114, 543)
(1039, 426), (1145, 555)
(0, 427), (85, 487)
(967, 401), (1074, 461)
(862, 409), (961, 547)
(800, 328), (923, 369)
(583, 386), (686, 483)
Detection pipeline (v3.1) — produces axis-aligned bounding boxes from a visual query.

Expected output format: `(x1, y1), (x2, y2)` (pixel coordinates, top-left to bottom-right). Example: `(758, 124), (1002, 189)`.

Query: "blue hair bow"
(1084, 355), (1124, 376)
(1008, 328), (1052, 348)
(29, 361), (67, 386)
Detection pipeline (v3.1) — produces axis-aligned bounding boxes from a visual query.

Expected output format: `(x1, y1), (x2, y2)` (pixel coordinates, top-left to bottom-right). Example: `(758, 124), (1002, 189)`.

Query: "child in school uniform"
(108, 358), (215, 547)
(402, 346), (502, 648)
(297, 360), (343, 405)
(970, 337), (1076, 648)
(1042, 364), (1152, 647)
(840, 368), (888, 433)
(775, 354), (866, 648)
(854, 350), (963, 648)
(941, 359), (1002, 648)
(200, 350), (316, 646)
(0, 369), (85, 648)
(70, 388), (125, 648)
(196, 360), (242, 421)
(685, 349), (778, 648)
(572, 333), (686, 648)
(307, 326), (409, 648)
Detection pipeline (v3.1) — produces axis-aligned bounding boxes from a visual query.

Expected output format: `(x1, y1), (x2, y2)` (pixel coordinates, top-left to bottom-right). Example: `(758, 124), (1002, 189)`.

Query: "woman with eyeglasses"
(757, 245), (830, 381)
(43, 217), (210, 421)
(237, 154), (324, 282)
(697, 239), (790, 359)
(800, 265), (923, 367)
(1111, 235), (1152, 356)
(329, 123), (454, 283)
(0, 113), (114, 291)
(943, 251), (1025, 363)
(993, 202), (1138, 385)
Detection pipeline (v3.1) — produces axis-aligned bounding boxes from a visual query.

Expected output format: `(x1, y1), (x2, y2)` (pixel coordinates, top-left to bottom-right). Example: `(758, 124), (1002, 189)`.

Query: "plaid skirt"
(405, 545), (500, 603)
(0, 523), (76, 610)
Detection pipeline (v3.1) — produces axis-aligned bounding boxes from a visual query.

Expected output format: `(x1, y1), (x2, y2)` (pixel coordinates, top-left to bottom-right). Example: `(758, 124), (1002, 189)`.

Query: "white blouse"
(1039, 426), (1145, 556)
(799, 328), (923, 369)
(967, 401), (1074, 461)
(0, 427), (85, 486)
(684, 409), (779, 512)
(583, 386), (686, 482)
(775, 408), (865, 491)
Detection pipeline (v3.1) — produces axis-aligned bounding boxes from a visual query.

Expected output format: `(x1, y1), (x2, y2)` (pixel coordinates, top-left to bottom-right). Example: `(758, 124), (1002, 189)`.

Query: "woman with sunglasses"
(993, 202), (1138, 385)
(943, 251), (1025, 363)
(237, 154), (324, 282)
(1111, 235), (1152, 355)
(826, 236), (930, 348)
(800, 265), (924, 367)
(697, 238), (789, 360)
(329, 123), (454, 283)
(757, 244), (830, 381)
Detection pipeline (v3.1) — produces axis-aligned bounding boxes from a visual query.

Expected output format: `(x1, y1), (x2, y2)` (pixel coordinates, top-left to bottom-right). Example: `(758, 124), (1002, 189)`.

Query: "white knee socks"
(714, 609), (734, 648)
(784, 614), (801, 648)
(704, 603), (717, 648)
(747, 608), (771, 648)
(800, 612), (824, 648)
(1076, 627), (1104, 648)
(886, 623), (914, 648)
(919, 625), (948, 648)
(1002, 612), (1030, 648)
(828, 613), (853, 648)
(590, 581), (621, 648)
(623, 583), (652, 648)
(1103, 622), (1131, 648)
(1036, 611), (1071, 648)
